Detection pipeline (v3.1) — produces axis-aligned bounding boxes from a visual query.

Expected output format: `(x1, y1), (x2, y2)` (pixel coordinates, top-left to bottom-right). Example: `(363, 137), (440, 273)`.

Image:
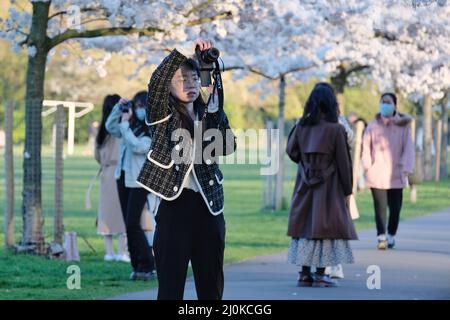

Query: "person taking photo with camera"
(106, 91), (156, 281)
(136, 38), (236, 300)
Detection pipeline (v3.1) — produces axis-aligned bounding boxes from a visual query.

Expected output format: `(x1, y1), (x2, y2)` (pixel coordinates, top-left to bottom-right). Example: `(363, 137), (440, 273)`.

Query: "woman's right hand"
(119, 98), (129, 105)
(194, 38), (213, 51)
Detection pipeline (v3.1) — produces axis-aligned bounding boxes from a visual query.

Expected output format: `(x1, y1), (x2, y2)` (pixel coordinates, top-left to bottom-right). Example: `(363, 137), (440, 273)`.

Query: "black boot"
(297, 266), (314, 287)
(313, 269), (338, 288)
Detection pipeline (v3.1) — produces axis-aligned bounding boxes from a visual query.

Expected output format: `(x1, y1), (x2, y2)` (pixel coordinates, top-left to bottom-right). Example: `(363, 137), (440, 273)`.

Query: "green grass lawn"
(1, 145), (449, 300)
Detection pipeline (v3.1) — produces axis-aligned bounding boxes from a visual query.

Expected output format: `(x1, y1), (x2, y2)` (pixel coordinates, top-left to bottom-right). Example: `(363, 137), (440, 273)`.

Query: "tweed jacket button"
(175, 144), (180, 151)
(205, 159), (211, 165)
(209, 180), (214, 186)
(173, 186), (178, 192)
(209, 201), (213, 206)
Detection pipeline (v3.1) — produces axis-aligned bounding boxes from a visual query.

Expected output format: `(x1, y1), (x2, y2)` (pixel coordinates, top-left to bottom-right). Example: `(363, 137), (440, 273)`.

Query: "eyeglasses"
(173, 77), (201, 85)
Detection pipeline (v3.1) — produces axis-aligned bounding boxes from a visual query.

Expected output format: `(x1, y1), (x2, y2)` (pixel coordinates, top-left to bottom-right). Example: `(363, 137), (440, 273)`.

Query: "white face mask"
(135, 108), (146, 121)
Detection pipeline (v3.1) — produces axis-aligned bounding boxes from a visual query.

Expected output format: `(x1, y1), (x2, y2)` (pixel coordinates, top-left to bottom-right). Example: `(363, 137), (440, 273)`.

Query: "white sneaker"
(326, 264), (344, 279)
(104, 254), (116, 262)
(115, 254), (131, 263)
(387, 235), (396, 249)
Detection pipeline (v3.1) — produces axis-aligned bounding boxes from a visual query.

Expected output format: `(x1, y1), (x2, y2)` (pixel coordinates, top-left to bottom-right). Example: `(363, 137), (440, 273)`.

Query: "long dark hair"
(299, 82), (339, 126)
(170, 58), (206, 137)
(96, 94), (121, 147)
(131, 90), (151, 138)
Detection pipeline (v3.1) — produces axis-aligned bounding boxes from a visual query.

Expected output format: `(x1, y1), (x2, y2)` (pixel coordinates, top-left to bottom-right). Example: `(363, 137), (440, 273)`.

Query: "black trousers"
(117, 171), (155, 272)
(370, 188), (403, 236)
(154, 189), (225, 300)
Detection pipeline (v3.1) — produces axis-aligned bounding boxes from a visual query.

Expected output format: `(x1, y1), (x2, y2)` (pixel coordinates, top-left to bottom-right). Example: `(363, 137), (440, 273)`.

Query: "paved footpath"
(111, 207), (450, 300)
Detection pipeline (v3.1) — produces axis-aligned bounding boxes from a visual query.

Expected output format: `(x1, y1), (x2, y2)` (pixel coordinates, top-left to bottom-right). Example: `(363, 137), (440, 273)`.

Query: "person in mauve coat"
(286, 82), (358, 288)
(362, 92), (415, 250)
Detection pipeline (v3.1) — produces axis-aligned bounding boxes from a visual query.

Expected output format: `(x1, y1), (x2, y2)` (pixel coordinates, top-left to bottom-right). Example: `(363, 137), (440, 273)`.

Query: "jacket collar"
(375, 112), (413, 127)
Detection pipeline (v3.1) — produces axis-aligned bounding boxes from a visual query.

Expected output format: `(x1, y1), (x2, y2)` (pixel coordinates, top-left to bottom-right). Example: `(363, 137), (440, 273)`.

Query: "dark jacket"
(286, 119), (358, 240)
(136, 49), (236, 215)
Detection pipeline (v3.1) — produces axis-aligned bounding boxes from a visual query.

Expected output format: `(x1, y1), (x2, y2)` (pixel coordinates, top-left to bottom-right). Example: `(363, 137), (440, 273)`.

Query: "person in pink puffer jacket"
(362, 92), (415, 250)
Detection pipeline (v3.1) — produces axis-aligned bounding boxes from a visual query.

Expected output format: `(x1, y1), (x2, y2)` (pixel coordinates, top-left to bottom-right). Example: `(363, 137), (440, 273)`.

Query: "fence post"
(435, 120), (442, 182)
(264, 118), (274, 210)
(54, 105), (65, 245)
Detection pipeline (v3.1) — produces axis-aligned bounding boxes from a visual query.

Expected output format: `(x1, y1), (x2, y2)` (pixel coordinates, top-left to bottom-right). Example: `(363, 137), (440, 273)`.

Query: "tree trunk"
(275, 76), (286, 210)
(4, 101), (15, 248)
(440, 93), (448, 179)
(331, 67), (347, 114)
(22, 2), (50, 253)
(423, 95), (434, 181)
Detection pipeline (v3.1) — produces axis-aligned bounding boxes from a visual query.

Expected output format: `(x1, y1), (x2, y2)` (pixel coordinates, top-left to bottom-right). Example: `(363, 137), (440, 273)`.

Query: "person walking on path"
(136, 38), (236, 300)
(362, 92), (415, 250)
(286, 82), (358, 288)
(106, 91), (156, 280)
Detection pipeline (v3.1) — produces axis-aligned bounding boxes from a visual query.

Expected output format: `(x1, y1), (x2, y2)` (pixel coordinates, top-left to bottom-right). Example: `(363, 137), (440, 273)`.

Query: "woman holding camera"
(136, 38), (236, 300)
(106, 91), (156, 281)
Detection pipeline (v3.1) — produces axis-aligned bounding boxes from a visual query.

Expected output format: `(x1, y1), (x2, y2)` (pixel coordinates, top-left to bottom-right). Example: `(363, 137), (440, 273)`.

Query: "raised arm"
(145, 49), (187, 126)
(119, 122), (152, 155)
(105, 103), (123, 138)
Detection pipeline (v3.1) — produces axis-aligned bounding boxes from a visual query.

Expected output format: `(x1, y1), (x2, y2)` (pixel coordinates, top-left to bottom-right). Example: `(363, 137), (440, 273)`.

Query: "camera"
(195, 46), (220, 87)
(120, 100), (134, 113)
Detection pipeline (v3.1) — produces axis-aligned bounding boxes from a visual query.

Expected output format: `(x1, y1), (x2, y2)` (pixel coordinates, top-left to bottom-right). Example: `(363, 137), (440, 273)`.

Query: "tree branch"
(185, 11), (232, 27)
(48, 10), (233, 49)
(183, 0), (214, 18)
(48, 7), (104, 20)
(344, 64), (369, 78)
(374, 29), (426, 51)
(49, 26), (164, 49)
(78, 18), (110, 26)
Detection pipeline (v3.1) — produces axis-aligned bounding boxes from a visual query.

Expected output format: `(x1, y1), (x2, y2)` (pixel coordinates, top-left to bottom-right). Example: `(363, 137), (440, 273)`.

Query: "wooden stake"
(54, 105), (65, 245)
(435, 120), (442, 182)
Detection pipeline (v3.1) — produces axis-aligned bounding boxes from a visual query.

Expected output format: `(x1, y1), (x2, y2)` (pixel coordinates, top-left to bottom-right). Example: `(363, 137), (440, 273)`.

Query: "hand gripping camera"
(120, 100), (134, 113)
(195, 46), (220, 87)
(195, 46), (224, 122)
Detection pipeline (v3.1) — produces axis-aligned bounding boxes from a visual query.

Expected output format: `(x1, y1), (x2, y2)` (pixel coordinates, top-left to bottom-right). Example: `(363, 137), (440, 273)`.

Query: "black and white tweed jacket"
(136, 49), (237, 215)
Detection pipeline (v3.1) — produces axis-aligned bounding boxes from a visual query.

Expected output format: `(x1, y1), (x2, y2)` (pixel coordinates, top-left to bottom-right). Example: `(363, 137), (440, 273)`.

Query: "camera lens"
(201, 48), (220, 63)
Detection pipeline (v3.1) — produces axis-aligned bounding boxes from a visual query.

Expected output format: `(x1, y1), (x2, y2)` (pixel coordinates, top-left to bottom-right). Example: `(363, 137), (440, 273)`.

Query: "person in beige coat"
(93, 94), (129, 262)
(92, 94), (154, 263)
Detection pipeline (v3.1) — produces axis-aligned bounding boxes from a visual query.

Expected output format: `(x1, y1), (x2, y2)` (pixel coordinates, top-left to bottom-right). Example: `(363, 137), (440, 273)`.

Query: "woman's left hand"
(121, 107), (132, 123)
